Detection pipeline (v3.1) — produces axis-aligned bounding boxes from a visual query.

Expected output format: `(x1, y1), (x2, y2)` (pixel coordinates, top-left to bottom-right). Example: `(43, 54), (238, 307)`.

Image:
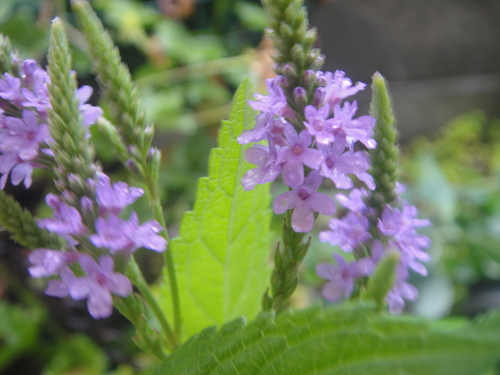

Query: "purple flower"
(90, 214), (136, 253)
(320, 212), (371, 252)
(95, 173), (144, 215)
(0, 110), (51, 161)
(90, 212), (167, 254)
(379, 203), (431, 237)
(28, 249), (78, 278)
(76, 86), (103, 127)
(21, 68), (51, 119)
(0, 74), (23, 106)
(241, 134), (282, 190)
(303, 104), (335, 145)
(249, 77), (287, 116)
(277, 123), (324, 188)
(238, 113), (285, 144)
(330, 101), (376, 149)
(38, 194), (87, 240)
(386, 279), (418, 314)
(321, 70), (366, 107)
(335, 188), (368, 213)
(318, 141), (375, 190)
(46, 255), (132, 319)
(10, 161), (34, 187)
(20, 59), (39, 88)
(0, 155), (34, 189)
(316, 253), (374, 301)
(378, 202), (431, 276)
(274, 170), (335, 232)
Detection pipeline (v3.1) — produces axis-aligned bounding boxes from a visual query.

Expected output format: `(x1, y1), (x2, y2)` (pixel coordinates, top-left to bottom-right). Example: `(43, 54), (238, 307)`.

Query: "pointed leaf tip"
(361, 251), (399, 308)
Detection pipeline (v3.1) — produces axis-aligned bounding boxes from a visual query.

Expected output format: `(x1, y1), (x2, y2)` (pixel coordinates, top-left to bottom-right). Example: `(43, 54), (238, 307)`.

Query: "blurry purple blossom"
(316, 253), (374, 301)
(20, 59), (39, 88)
(0, 154), (34, 189)
(386, 279), (418, 314)
(21, 69), (50, 120)
(378, 202), (431, 276)
(0, 74), (23, 105)
(335, 188), (368, 213)
(90, 212), (166, 254)
(0, 110), (51, 161)
(28, 249), (79, 278)
(45, 255), (132, 319)
(95, 173), (144, 215)
(38, 193), (87, 240)
(320, 212), (371, 252)
(76, 85), (103, 127)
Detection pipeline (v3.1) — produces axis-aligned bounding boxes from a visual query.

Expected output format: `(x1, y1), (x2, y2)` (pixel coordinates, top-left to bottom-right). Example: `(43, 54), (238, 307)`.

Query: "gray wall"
(310, 0), (500, 141)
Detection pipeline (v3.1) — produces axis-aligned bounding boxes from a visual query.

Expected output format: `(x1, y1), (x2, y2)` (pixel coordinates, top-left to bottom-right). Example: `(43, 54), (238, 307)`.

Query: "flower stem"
(127, 256), (178, 349)
(144, 169), (182, 339)
(262, 209), (310, 313)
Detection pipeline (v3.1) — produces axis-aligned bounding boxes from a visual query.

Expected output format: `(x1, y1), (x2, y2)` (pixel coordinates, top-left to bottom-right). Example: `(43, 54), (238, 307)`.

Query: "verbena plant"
(0, 0), (500, 373)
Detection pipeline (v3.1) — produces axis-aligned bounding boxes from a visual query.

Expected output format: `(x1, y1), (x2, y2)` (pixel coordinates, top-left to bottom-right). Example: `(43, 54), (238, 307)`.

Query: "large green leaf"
(158, 79), (272, 341)
(155, 301), (500, 374)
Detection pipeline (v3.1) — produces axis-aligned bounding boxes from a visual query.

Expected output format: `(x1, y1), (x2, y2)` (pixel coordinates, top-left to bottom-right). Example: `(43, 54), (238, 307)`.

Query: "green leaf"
(155, 302), (500, 375)
(360, 252), (399, 309)
(158, 79), (272, 341)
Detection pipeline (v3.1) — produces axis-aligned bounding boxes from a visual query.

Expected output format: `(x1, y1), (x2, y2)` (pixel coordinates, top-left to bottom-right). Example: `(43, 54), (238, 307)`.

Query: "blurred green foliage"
(402, 112), (500, 314)
(0, 299), (45, 369)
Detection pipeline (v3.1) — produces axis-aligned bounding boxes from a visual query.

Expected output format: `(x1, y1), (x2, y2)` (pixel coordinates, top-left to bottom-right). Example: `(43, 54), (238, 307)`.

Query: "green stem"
(263, 209), (310, 313)
(128, 256), (177, 349)
(144, 170), (182, 339)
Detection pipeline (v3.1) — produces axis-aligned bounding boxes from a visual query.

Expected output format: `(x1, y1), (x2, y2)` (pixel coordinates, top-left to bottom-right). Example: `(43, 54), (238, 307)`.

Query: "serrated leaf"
(158, 79), (272, 341)
(155, 302), (500, 375)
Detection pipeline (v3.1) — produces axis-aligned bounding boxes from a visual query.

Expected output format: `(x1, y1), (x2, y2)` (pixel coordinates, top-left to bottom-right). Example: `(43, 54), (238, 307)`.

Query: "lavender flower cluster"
(29, 173), (167, 319)
(318, 186), (431, 313)
(0, 58), (102, 189)
(0, 58), (167, 319)
(240, 71), (431, 313)
(239, 71), (375, 233)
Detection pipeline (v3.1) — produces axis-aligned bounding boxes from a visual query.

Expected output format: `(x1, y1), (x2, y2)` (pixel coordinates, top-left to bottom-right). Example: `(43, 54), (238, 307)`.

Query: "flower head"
(76, 85), (103, 127)
(320, 212), (371, 252)
(28, 249), (79, 278)
(241, 134), (282, 191)
(316, 253), (374, 301)
(249, 77), (287, 116)
(277, 123), (323, 188)
(38, 193), (87, 240)
(95, 173), (144, 215)
(274, 170), (335, 232)
(45, 255), (132, 319)
(0, 110), (51, 161)
(90, 212), (167, 254)
(321, 70), (366, 107)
